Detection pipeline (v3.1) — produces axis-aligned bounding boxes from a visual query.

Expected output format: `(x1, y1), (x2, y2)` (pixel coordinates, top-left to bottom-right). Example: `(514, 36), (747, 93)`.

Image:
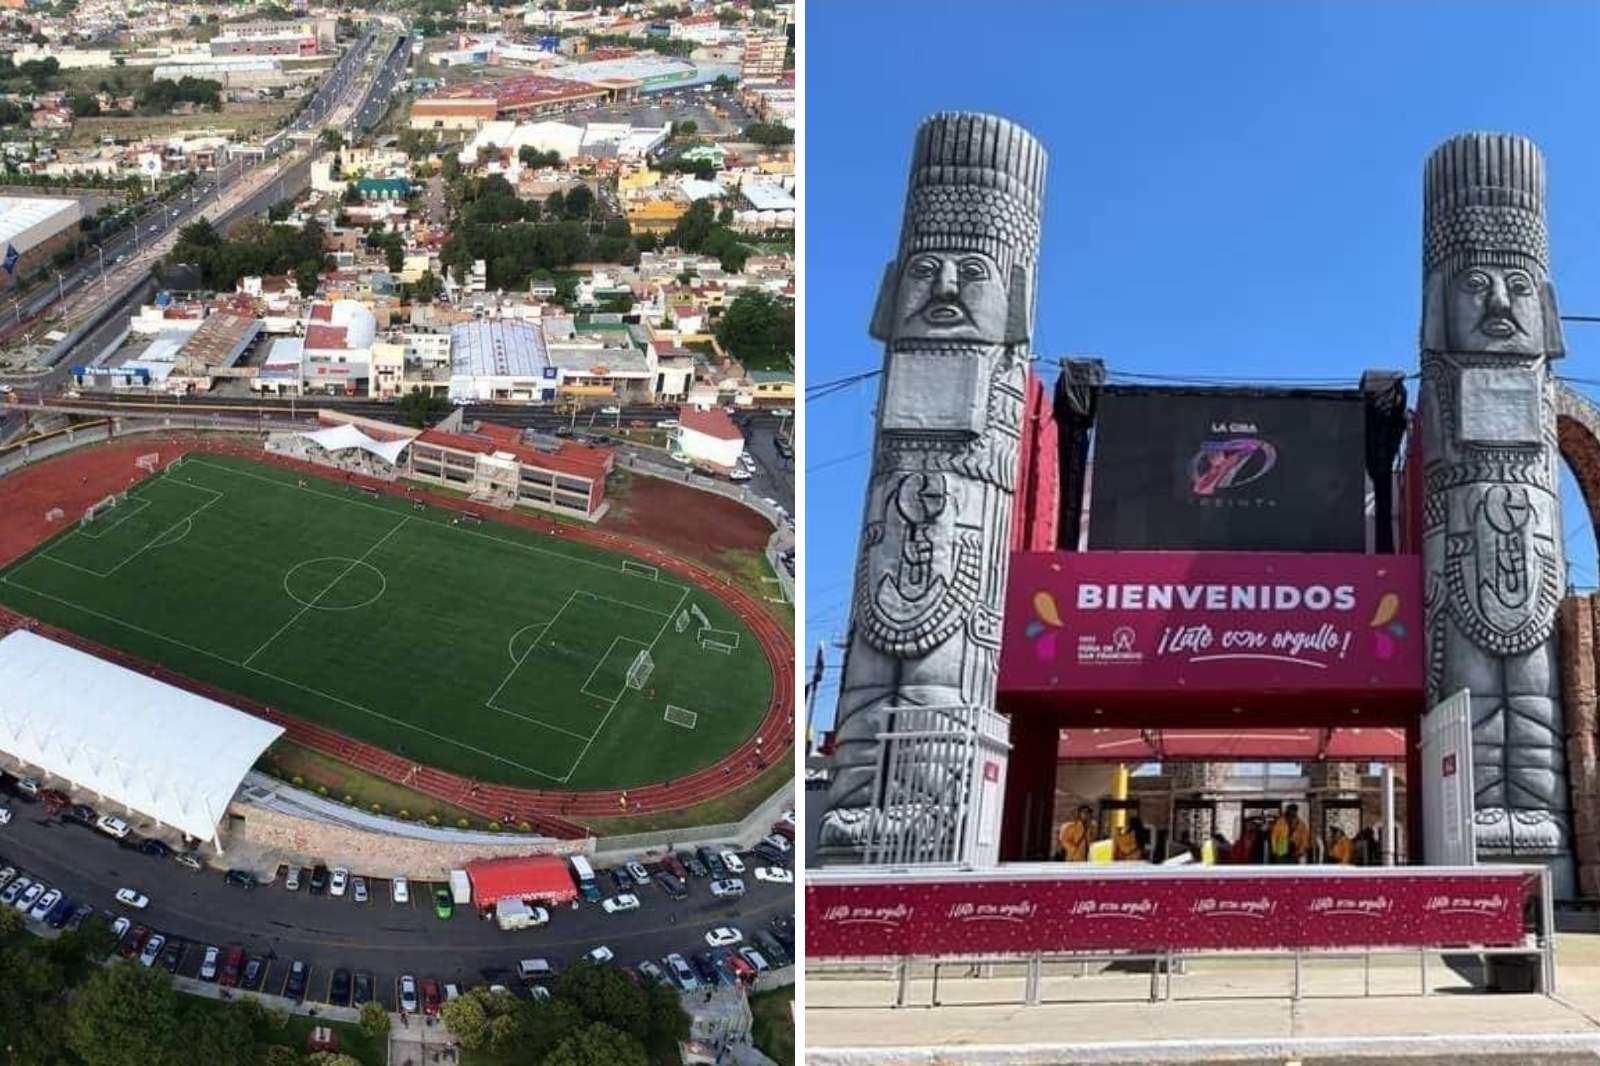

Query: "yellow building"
(626, 198), (689, 233)
(619, 168), (661, 193)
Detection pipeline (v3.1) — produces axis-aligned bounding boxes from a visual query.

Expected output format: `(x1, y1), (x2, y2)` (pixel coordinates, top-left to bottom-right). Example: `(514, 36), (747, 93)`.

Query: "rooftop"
(0, 194), (80, 252)
(450, 319), (551, 379)
(679, 405), (742, 442)
(417, 421), (611, 481)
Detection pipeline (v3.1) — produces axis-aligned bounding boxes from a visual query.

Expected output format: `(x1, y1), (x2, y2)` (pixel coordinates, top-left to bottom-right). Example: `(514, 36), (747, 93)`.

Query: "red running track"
(0, 432), (795, 838)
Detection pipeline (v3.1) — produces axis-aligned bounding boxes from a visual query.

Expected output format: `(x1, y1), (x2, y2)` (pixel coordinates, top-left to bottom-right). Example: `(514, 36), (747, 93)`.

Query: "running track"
(0, 432), (795, 839)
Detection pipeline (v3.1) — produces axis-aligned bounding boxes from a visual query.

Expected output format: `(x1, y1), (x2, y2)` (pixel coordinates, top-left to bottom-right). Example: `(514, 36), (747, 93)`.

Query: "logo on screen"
(1369, 591), (1406, 660)
(1190, 437), (1277, 496)
(1023, 591), (1063, 661)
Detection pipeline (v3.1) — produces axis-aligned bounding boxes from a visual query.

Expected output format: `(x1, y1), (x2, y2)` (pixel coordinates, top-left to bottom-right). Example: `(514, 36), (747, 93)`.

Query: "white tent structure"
(0, 630), (283, 850)
(299, 423), (411, 466)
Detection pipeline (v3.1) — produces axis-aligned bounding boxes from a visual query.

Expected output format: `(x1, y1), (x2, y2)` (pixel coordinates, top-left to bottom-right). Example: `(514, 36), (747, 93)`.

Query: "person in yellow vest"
(1059, 805), (1094, 862)
(1328, 826), (1353, 865)
(1113, 816), (1146, 861)
(1269, 803), (1311, 863)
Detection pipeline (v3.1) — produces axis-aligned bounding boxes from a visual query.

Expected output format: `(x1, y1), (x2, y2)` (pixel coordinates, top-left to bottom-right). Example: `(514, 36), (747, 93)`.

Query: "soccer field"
(0, 454), (774, 790)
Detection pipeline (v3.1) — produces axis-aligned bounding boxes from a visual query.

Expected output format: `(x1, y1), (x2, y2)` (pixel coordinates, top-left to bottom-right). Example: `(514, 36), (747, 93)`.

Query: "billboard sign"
(807, 869), (1533, 958)
(1000, 551), (1422, 695)
(1087, 390), (1367, 551)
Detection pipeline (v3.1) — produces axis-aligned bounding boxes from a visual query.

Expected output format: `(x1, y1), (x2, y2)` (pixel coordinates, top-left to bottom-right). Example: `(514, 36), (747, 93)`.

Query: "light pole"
(95, 245), (105, 294)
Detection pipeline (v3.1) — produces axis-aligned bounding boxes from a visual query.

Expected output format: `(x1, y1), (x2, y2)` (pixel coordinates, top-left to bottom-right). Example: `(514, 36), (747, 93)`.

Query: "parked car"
(241, 957), (264, 992)
(625, 861), (650, 884)
(284, 866), (301, 891)
(656, 872), (688, 900)
(751, 842), (787, 866)
(754, 867), (793, 884)
(638, 960), (667, 986)
(586, 946), (615, 964)
(391, 877), (409, 904)
(220, 945), (244, 987)
(329, 868), (348, 897)
(720, 851), (745, 874)
(0, 867), (13, 891)
(661, 853), (688, 880)
(139, 933), (165, 968)
(64, 903), (94, 932)
(762, 833), (792, 854)
(666, 953), (699, 991)
(690, 952), (721, 987)
(433, 887), (453, 919)
(15, 778), (39, 799)
(28, 889), (59, 922)
(0, 806), (13, 826)
(199, 945), (221, 981)
(738, 947), (770, 972)
(138, 838), (172, 858)
(40, 789), (69, 814)
(4, 877), (34, 906)
(353, 970), (374, 1006)
(95, 814), (130, 839)
(516, 959), (556, 982)
(705, 926), (743, 948)
(120, 925), (149, 960)
(609, 867), (632, 892)
(601, 893), (640, 914)
(421, 977), (442, 1015)
(697, 847), (726, 879)
(309, 865), (329, 894)
(223, 870), (255, 889)
(709, 879), (745, 900)
(44, 895), (74, 928)
(726, 953), (756, 982)
(173, 852), (202, 872)
(330, 968), (352, 1007)
(352, 876), (368, 903)
(14, 881), (43, 912)
(110, 916), (130, 944)
(285, 961), (309, 1002)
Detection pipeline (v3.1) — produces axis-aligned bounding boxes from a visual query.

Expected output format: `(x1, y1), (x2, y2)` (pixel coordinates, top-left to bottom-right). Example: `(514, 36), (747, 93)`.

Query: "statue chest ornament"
(854, 471), (984, 659)
(1443, 483), (1561, 655)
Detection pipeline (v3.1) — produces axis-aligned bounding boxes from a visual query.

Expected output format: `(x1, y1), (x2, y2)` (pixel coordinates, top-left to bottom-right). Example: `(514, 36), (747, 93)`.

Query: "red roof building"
(674, 405), (744, 473)
(410, 421), (614, 521)
(465, 856), (576, 907)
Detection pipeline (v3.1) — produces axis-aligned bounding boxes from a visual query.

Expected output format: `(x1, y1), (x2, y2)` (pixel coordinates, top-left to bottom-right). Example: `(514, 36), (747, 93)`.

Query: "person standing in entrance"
(1113, 816), (1146, 861)
(1270, 804), (1310, 863)
(1327, 826), (1353, 865)
(1059, 805), (1094, 862)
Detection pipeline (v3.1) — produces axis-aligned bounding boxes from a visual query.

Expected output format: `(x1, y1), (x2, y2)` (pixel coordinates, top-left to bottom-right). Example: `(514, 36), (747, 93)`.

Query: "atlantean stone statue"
(1418, 132), (1573, 891)
(817, 112), (1045, 864)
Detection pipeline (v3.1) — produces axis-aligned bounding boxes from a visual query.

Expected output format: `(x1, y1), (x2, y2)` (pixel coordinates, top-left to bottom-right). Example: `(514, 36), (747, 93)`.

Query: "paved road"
(0, 796), (793, 1008)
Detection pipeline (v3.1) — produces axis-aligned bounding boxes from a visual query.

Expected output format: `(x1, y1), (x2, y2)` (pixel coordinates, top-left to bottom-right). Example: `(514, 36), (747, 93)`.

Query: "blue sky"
(803, 2), (1600, 734)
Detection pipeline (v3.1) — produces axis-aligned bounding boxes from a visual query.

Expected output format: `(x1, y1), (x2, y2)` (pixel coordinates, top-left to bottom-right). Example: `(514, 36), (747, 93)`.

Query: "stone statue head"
(870, 112), (1047, 350)
(1421, 132), (1565, 359)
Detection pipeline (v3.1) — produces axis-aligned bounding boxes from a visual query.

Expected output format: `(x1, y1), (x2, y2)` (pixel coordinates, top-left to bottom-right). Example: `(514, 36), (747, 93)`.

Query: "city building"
(447, 319), (558, 403)
(0, 196), (83, 290)
(673, 405), (744, 471)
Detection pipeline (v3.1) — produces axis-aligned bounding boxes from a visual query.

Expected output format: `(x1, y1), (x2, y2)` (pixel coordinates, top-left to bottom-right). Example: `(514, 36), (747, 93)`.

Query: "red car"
(726, 954), (756, 983)
(421, 977), (442, 1016)
(219, 945), (245, 987)
(770, 821), (794, 841)
(120, 925), (150, 959)
(41, 790), (70, 815)
(661, 853), (688, 880)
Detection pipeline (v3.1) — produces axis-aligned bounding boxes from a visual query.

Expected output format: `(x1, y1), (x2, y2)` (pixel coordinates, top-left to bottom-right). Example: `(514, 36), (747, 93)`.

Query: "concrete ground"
(804, 934), (1600, 1064)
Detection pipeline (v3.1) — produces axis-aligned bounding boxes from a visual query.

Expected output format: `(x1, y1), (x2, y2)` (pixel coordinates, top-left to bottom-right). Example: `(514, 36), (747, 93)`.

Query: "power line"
(807, 448), (868, 474)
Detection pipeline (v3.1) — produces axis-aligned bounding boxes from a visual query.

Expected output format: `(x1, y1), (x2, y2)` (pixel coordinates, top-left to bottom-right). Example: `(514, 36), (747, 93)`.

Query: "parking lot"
(0, 774), (794, 1011)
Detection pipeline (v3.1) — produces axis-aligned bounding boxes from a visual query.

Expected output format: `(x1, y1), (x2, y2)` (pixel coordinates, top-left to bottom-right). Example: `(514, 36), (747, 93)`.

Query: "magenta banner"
(1000, 552), (1422, 694)
(807, 870), (1533, 958)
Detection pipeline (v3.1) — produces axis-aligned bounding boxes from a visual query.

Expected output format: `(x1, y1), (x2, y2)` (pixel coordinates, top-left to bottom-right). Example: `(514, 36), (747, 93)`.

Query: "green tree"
(543, 1022), (649, 1066)
(68, 962), (183, 1066)
(556, 961), (648, 1041)
(258, 1046), (300, 1066)
(564, 184), (595, 219)
(513, 998), (585, 1060)
(545, 189), (565, 217)
(396, 389), (449, 427)
(179, 995), (255, 1065)
(295, 258), (322, 297)
(644, 981), (691, 1062)
(70, 93), (100, 117)
(306, 1055), (363, 1066)
(715, 290), (793, 370)
(359, 999), (390, 1042)
(415, 269), (437, 303)
(742, 121), (793, 146)
(440, 992), (489, 1050)
(342, 182), (362, 205)
(320, 128), (345, 151)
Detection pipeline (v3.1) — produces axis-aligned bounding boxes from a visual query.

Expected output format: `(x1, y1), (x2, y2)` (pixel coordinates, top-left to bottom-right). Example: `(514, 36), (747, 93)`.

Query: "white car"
(754, 867), (793, 884)
(0, 867), (13, 891)
(657, 419), (679, 428)
(705, 926), (743, 948)
(709, 878), (745, 899)
(0, 806), (11, 825)
(29, 888), (60, 921)
(586, 945), (614, 964)
(199, 945), (220, 981)
(601, 894), (639, 914)
(330, 868), (348, 897)
(398, 975), (418, 1013)
(139, 933), (165, 967)
(392, 876), (409, 904)
(762, 834), (792, 853)
(111, 916), (130, 941)
(625, 862), (650, 884)
(599, 405), (620, 415)
(719, 852), (745, 874)
(13, 881), (42, 912)
(738, 947), (770, 972)
(728, 466), (752, 482)
(352, 877), (368, 903)
(284, 866), (301, 891)
(96, 815), (130, 839)
(115, 888), (149, 909)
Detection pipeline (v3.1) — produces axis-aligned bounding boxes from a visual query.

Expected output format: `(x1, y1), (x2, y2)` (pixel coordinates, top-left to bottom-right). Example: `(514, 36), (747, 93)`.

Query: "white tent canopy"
(0, 631), (283, 845)
(300, 423), (410, 466)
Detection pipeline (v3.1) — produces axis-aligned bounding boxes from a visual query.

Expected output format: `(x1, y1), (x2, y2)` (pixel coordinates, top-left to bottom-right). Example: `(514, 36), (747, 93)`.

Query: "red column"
(1000, 714), (1060, 861)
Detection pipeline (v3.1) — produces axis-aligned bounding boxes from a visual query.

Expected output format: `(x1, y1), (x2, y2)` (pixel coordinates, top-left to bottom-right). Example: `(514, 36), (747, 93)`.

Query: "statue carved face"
(893, 250), (1009, 343)
(1446, 265), (1546, 355)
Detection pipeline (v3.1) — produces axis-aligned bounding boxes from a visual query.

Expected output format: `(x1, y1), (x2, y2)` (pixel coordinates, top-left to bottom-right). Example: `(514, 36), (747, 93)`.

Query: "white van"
(516, 958), (556, 982)
(569, 856), (600, 902)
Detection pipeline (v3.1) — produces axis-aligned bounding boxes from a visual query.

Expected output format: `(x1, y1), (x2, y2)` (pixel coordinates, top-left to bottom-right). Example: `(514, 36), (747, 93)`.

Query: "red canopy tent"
(1057, 727), (1406, 763)
(465, 856), (577, 907)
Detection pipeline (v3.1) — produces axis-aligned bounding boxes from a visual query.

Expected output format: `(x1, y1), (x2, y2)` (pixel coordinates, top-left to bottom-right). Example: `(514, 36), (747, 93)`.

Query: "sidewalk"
(804, 933), (1600, 1064)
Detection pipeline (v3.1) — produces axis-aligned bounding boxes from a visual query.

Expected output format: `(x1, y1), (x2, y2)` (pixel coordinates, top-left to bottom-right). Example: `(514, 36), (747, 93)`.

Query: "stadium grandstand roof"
(0, 195), (80, 255)
(300, 424), (411, 465)
(0, 631), (283, 845)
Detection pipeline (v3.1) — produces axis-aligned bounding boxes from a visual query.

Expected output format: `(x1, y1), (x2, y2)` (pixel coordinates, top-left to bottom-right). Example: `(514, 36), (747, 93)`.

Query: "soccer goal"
(625, 648), (655, 690)
(80, 493), (126, 528)
(664, 705), (698, 730)
(135, 452), (160, 474)
(622, 560), (659, 580)
(44, 507), (64, 524)
(165, 456), (184, 473)
(697, 628), (741, 652)
(674, 610), (691, 634)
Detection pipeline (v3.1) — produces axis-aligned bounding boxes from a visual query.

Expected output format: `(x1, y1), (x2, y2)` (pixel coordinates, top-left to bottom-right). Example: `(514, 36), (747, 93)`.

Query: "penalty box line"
(73, 497), (152, 540)
(483, 591), (609, 743)
(578, 635), (650, 704)
(41, 480), (226, 579)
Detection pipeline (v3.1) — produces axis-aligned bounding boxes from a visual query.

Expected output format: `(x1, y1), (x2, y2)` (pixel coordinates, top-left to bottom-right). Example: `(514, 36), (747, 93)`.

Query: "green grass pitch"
(0, 454), (773, 790)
